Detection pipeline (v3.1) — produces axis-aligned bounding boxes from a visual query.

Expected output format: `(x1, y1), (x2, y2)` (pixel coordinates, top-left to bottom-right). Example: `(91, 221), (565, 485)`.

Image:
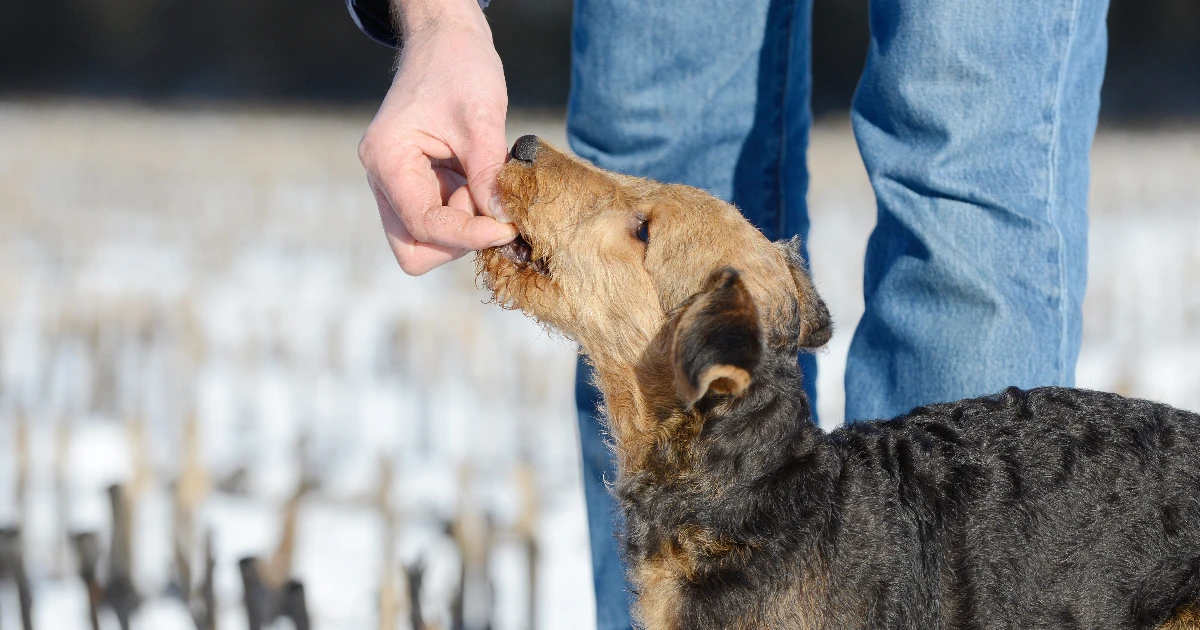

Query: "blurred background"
(0, 1), (1198, 629)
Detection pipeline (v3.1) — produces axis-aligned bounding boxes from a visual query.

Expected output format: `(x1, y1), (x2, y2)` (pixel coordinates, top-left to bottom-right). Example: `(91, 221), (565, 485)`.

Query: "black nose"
(511, 135), (540, 163)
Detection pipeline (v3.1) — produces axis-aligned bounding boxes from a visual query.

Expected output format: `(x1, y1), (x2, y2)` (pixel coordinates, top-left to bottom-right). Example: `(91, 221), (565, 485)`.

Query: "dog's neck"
(587, 342), (839, 626)
(583, 316), (729, 478)
(587, 339), (836, 514)
(586, 328), (826, 451)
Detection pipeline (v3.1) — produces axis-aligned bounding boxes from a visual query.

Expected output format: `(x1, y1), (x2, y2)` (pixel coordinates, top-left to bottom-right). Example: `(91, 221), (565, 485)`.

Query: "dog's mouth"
(496, 232), (550, 276)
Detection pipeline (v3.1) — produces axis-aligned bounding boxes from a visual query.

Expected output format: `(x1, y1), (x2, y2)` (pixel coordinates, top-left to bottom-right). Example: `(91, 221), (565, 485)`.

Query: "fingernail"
(490, 195), (512, 223)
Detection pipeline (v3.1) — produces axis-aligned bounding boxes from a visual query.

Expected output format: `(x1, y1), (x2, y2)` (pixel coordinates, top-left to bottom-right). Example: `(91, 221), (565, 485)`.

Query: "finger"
(456, 114), (510, 223)
(370, 142), (441, 228)
(433, 166), (468, 205)
(431, 156), (466, 174)
(373, 182), (466, 275)
(445, 185), (516, 248)
(408, 203), (516, 250)
(376, 148), (517, 249)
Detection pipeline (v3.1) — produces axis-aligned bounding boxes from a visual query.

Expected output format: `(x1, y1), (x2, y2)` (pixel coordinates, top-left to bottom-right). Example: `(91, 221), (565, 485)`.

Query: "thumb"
(459, 121), (511, 224)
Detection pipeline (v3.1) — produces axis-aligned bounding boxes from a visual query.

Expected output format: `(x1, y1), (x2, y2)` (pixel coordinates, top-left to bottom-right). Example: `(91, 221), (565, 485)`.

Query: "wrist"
(392, 0), (487, 38)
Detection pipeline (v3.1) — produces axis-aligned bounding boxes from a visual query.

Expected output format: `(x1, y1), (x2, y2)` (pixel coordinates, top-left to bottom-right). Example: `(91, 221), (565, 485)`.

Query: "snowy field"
(0, 101), (1198, 630)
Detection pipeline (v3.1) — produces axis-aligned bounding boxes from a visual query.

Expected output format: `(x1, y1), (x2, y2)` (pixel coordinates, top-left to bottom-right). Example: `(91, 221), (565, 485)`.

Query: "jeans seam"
(1046, 0), (1084, 385)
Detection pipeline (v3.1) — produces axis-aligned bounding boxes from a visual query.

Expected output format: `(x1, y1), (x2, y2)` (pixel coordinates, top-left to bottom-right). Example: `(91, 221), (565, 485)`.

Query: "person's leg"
(572, 357), (634, 630)
(567, 0), (814, 626)
(846, 0), (1109, 421)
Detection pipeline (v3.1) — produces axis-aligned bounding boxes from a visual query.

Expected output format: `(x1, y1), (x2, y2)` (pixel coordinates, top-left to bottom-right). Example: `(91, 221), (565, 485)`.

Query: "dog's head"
(477, 136), (830, 410)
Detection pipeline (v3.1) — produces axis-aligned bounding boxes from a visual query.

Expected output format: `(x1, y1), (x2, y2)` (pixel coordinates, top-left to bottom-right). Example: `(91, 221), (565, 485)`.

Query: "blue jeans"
(566, 0), (1108, 626)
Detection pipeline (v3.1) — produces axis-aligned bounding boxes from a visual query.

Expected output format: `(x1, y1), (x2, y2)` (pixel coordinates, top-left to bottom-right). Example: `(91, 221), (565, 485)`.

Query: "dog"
(477, 135), (1200, 630)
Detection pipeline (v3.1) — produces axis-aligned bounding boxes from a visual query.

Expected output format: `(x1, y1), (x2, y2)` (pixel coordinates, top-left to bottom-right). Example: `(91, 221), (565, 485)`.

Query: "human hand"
(358, 0), (516, 276)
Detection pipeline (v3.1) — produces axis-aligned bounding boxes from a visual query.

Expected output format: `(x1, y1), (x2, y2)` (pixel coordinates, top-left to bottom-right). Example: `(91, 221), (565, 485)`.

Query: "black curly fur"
(617, 343), (1200, 629)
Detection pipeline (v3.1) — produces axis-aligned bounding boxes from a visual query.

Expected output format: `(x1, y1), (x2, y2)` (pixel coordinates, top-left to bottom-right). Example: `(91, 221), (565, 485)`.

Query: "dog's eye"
(636, 219), (650, 243)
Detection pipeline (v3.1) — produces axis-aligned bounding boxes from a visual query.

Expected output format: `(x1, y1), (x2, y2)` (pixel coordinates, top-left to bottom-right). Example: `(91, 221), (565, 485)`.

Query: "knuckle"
(404, 224), (428, 244)
(404, 261), (433, 277)
(467, 102), (500, 123)
(398, 259), (421, 276)
(410, 219), (444, 247)
(394, 250), (424, 276)
(461, 101), (504, 133)
(357, 130), (377, 167)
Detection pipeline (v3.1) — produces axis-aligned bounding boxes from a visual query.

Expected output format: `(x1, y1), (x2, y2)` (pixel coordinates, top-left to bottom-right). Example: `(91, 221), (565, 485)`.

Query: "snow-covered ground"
(0, 101), (1197, 629)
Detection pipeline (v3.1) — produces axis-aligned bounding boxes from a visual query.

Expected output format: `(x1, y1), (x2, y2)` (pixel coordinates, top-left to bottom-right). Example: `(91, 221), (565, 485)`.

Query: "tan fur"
(476, 139), (828, 629)
(633, 543), (690, 630)
(632, 528), (765, 630)
(477, 141), (813, 475)
(1161, 602), (1200, 630)
(634, 535), (827, 630)
(684, 364), (751, 404)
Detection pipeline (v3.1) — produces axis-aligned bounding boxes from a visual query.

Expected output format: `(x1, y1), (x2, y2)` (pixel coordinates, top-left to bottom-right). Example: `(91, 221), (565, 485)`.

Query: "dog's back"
(822, 386), (1200, 629)
(634, 386), (1200, 629)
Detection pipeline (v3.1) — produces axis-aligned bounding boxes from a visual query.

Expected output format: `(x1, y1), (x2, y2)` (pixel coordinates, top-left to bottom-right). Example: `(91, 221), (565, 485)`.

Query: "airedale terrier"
(477, 135), (1200, 630)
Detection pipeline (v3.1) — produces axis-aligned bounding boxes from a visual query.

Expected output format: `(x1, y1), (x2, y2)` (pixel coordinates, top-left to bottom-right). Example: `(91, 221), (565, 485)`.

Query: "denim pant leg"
(568, 0), (814, 626)
(573, 357), (633, 630)
(845, 0), (1109, 421)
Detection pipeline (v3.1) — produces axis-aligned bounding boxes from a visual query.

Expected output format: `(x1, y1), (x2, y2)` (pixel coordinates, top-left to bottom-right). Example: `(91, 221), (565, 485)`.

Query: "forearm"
(392, 0), (489, 40)
(348, 0), (490, 48)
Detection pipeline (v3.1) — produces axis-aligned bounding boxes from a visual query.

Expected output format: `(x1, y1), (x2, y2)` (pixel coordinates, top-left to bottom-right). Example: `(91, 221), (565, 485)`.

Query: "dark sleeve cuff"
(346, 0), (400, 48)
(346, 0), (493, 49)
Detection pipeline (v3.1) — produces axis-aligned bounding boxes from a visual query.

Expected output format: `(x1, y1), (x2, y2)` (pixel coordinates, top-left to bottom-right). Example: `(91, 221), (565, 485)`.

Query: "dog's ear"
(775, 237), (832, 349)
(672, 268), (763, 409)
